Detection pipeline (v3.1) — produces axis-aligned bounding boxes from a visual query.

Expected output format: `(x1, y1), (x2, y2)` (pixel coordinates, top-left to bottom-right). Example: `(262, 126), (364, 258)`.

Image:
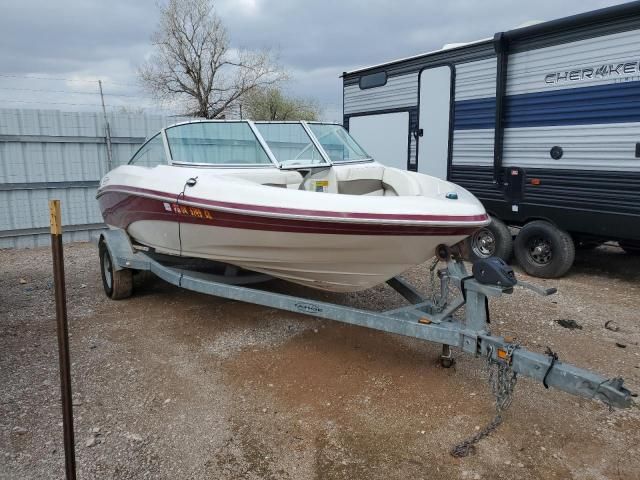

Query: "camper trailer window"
(359, 71), (387, 89)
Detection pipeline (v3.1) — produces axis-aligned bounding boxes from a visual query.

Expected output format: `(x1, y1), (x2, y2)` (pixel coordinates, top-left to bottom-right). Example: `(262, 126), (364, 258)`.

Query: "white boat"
(97, 120), (489, 292)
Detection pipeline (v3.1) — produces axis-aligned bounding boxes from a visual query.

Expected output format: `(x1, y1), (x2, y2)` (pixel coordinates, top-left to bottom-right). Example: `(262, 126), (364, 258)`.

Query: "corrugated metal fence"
(0, 108), (190, 248)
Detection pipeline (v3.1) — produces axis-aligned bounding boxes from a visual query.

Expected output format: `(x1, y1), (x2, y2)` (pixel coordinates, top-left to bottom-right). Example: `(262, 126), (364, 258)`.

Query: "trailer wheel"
(99, 240), (133, 300)
(514, 221), (575, 278)
(619, 240), (640, 255)
(465, 216), (513, 262)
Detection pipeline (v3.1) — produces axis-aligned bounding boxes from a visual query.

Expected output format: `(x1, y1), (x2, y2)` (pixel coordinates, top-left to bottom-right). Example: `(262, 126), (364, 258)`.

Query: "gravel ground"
(1, 242), (639, 479)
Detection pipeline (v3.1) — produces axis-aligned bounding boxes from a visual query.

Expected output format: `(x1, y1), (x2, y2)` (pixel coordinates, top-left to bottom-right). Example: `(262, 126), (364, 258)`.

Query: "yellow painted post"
(49, 200), (76, 480)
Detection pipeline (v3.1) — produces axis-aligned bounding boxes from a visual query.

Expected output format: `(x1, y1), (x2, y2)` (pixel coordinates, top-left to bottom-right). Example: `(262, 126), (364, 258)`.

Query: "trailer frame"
(99, 228), (634, 409)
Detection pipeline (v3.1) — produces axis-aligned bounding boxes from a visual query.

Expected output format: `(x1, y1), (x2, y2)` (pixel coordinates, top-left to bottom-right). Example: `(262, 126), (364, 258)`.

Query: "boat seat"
(334, 164), (422, 197)
(335, 164), (385, 195)
(232, 169), (304, 189)
(381, 167), (422, 196)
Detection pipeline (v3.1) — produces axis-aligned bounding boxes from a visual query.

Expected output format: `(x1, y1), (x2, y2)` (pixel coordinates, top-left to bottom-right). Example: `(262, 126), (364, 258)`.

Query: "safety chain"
(428, 257), (458, 314)
(450, 344), (519, 458)
(428, 257), (442, 307)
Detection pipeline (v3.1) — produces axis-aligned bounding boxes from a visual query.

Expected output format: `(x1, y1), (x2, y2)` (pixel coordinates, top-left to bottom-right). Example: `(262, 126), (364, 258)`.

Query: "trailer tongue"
(99, 229), (635, 453)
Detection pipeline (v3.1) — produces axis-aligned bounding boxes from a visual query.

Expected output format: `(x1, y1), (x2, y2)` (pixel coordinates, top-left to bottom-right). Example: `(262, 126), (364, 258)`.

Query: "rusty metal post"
(49, 200), (77, 480)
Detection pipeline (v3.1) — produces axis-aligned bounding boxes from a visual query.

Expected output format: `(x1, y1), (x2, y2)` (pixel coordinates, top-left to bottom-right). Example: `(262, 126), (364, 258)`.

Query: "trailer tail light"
(531, 178), (541, 186)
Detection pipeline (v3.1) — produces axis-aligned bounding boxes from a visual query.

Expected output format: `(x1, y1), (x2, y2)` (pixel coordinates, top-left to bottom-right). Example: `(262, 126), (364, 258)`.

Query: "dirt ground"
(1, 242), (639, 480)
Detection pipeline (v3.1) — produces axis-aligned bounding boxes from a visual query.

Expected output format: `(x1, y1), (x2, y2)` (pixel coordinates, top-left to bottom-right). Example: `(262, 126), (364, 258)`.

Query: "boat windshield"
(159, 120), (372, 168)
(307, 124), (371, 163)
(254, 123), (328, 168)
(165, 122), (272, 166)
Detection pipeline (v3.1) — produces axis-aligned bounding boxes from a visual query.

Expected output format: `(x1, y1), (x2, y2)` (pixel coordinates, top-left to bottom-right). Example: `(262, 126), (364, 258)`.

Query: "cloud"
(0, 0), (623, 117)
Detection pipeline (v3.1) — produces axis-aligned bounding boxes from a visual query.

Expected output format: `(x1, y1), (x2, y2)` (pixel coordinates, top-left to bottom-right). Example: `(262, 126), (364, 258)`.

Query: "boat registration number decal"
(314, 180), (329, 193)
(170, 203), (213, 220)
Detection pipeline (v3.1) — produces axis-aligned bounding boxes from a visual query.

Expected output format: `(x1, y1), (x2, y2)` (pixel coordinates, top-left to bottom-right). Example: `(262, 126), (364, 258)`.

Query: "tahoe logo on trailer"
(544, 61), (640, 84)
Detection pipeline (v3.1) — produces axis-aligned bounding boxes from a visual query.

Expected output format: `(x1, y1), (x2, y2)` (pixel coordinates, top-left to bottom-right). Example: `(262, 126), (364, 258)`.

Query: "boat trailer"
(99, 229), (634, 414)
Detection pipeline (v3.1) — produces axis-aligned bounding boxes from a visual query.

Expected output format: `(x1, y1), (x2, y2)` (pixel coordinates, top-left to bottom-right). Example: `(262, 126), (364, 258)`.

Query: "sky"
(0, 0), (625, 121)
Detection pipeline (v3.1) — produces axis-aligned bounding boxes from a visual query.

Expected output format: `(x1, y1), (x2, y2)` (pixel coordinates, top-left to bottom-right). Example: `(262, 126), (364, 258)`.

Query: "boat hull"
(127, 219), (470, 291)
(98, 187), (483, 292)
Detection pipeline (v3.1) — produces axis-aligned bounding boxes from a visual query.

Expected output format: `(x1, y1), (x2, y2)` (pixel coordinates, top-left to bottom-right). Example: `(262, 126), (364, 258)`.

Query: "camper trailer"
(342, 1), (640, 278)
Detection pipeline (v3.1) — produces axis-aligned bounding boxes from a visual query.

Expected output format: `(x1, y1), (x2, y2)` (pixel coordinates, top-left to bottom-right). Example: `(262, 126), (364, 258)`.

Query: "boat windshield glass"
(307, 124), (371, 163)
(165, 122), (272, 165)
(254, 123), (328, 168)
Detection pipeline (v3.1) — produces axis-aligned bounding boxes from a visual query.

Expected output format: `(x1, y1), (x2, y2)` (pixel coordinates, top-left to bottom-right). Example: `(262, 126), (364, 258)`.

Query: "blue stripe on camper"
(453, 97), (495, 130)
(454, 80), (640, 130)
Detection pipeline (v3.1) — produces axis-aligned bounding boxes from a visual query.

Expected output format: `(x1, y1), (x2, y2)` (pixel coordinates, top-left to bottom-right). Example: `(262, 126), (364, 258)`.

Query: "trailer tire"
(619, 240), (640, 255)
(99, 240), (133, 300)
(514, 221), (575, 278)
(465, 216), (513, 262)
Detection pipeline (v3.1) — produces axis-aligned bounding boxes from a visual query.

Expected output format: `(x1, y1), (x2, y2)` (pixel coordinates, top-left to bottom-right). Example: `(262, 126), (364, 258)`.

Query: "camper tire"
(99, 240), (133, 300)
(514, 221), (575, 278)
(619, 240), (640, 255)
(465, 216), (513, 262)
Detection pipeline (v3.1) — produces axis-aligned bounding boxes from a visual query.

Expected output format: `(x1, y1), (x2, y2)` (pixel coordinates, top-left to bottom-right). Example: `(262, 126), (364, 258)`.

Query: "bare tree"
(242, 87), (321, 121)
(116, 105), (146, 115)
(139, 0), (287, 118)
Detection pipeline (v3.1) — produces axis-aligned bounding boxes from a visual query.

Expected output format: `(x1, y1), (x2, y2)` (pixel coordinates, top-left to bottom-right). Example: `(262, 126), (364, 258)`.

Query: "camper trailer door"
(417, 66), (452, 180)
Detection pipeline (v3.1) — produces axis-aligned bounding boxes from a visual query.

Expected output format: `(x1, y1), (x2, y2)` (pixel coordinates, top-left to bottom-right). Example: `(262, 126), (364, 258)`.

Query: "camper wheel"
(619, 240), (640, 255)
(514, 221), (575, 278)
(465, 216), (513, 262)
(99, 239), (133, 300)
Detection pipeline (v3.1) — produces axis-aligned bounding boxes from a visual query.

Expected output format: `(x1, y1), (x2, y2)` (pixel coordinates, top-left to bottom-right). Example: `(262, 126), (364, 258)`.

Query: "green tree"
(242, 87), (321, 121)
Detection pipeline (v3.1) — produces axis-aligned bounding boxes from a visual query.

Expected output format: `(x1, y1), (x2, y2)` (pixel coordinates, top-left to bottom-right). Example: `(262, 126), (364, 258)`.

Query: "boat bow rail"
(99, 228), (634, 410)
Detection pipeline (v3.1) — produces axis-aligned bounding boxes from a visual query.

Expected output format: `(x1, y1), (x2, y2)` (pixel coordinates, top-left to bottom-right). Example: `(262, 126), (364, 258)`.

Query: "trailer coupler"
(478, 336), (633, 408)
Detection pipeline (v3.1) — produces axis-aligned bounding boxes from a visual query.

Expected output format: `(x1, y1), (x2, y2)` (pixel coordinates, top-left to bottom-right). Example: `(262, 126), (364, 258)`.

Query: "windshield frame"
(163, 120), (279, 169)
(305, 122), (373, 165)
(253, 120), (332, 170)
(134, 120), (374, 169)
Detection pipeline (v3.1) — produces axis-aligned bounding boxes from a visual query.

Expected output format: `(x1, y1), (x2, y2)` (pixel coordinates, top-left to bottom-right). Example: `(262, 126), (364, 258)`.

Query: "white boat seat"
(231, 169), (304, 189)
(381, 167), (422, 196)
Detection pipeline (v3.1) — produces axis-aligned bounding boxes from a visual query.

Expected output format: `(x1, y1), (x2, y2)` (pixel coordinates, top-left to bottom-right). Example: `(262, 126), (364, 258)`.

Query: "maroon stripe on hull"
(98, 191), (481, 236)
(98, 185), (488, 223)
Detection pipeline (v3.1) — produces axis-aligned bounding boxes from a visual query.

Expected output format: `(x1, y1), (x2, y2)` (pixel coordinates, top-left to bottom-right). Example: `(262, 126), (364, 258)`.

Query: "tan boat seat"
(334, 164), (422, 197)
(335, 164), (385, 195)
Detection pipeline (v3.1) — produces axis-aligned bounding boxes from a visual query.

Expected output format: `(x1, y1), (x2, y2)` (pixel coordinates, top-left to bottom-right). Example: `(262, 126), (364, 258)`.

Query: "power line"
(0, 73), (139, 87)
(0, 99), (157, 108)
(0, 86), (144, 98)
(0, 99), (102, 107)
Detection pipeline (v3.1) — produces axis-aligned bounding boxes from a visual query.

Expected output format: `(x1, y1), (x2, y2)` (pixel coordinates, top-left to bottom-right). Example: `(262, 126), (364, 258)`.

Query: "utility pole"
(98, 80), (113, 172)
